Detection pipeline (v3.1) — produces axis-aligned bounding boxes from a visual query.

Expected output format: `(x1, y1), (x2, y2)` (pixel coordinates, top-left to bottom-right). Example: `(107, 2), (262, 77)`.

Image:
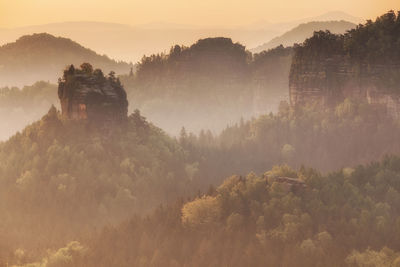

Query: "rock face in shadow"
(289, 53), (400, 119)
(58, 63), (128, 125)
(288, 12), (400, 119)
(290, 53), (399, 101)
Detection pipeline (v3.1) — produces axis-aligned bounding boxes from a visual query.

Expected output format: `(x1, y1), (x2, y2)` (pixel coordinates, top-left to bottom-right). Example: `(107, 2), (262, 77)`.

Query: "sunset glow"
(0, 0), (398, 28)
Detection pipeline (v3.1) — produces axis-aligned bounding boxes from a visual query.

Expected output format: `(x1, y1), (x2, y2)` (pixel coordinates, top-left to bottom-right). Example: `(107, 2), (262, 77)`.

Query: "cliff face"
(58, 63), (128, 125)
(289, 11), (400, 118)
(289, 56), (400, 119)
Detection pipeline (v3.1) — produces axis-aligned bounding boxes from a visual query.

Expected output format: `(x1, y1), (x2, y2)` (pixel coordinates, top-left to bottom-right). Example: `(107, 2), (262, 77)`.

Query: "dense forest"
(0, 107), (193, 254)
(79, 156), (400, 266)
(293, 11), (400, 64)
(0, 39), (292, 141)
(183, 98), (400, 187)
(1, 10), (400, 267)
(120, 39), (292, 134)
(9, 157), (400, 266)
(1, 97), (400, 266)
(290, 10), (400, 105)
(78, 156), (400, 266)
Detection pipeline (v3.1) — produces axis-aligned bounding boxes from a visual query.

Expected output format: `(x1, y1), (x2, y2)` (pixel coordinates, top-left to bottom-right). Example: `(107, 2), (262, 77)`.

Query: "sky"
(0, 0), (398, 28)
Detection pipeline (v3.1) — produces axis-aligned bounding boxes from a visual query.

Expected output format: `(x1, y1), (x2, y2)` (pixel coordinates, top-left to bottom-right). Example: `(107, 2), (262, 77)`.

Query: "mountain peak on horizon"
(251, 20), (356, 53)
(312, 10), (363, 23)
(0, 32), (131, 87)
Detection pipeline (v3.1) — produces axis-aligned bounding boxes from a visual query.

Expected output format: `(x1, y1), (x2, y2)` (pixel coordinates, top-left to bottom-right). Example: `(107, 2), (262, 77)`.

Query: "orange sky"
(0, 0), (398, 28)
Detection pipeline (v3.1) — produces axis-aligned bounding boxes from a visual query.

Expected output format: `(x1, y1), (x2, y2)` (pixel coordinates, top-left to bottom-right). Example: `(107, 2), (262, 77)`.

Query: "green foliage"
(292, 10), (400, 94)
(345, 10), (400, 63)
(181, 196), (221, 227)
(346, 247), (400, 267)
(119, 39), (292, 133)
(182, 99), (400, 186)
(2, 12), (400, 266)
(68, 156), (400, 266)
(13, 241), (86, 267)
(0, 107), (190, 252)
(295, 11), (400, 63)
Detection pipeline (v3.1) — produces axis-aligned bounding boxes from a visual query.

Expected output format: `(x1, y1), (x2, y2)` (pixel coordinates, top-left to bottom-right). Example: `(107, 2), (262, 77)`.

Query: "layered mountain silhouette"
(251, 20), (356, 53)
(0, 11), (362, 63)
(0, 33), (131, 87)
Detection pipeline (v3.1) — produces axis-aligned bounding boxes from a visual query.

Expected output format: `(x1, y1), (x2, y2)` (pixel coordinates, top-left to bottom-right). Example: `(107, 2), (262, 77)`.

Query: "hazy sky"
(0, 0), (398, 28)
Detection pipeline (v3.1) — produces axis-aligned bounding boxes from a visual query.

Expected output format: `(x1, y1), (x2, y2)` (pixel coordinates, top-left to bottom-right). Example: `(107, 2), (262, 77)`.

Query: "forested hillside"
(121, 38), (292, 134)
(0, 33), (131, 87)
(1, 10), (400, 267)
(290, 11), (400, 109)
(0, 38), (292, 141)
(0, 107), (193, 254)
(181, 99), (400, 187)
(2, 93), (400, 266)
(13, 157), (400, 266)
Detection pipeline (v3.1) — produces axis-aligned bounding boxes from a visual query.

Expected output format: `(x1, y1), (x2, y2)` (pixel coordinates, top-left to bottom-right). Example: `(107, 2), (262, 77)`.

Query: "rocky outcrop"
(289, 11), (400, 118)
(269, 176), (307, 193)
(289, 57), (400, 119)
(58, 63), (128, 125)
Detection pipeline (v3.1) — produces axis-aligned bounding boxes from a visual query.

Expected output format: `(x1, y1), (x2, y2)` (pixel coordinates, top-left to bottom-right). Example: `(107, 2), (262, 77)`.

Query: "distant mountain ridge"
(0, 23), (280, 63)
(0, 33), (131, 87)
(245, 11), (361, 32)
(0, 11), (362, 63)
(252, 20), (356, 53)
(120, 38), (292, 135)
(289, 10), (400, 117)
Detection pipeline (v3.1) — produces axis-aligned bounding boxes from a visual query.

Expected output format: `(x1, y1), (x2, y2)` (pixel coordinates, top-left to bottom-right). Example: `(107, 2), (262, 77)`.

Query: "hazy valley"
(0, 7), (399, 267)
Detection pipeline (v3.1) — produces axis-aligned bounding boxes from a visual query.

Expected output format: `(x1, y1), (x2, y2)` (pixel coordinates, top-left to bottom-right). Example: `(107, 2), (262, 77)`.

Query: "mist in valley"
(0, 2), (400, 267)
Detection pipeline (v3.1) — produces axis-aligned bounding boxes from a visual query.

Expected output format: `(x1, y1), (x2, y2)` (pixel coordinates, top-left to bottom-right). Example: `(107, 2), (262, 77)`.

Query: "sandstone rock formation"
(58, 63), (128, 125)
(289, 16), (400, 119)
(289, 54), (400, 119)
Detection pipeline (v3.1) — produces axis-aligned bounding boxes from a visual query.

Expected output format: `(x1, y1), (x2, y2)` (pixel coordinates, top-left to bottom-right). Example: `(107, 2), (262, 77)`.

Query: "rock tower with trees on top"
(58, 63), (128, 125)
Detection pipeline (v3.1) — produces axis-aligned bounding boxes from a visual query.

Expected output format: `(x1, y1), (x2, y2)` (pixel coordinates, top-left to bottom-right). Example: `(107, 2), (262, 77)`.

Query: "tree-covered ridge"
(38, 156), (400, 267)
(0, 37), (292, 138)
(289, 10), (400, 108)
(2, 96), (399, 267)
(120, 38), (292, 134)
(135, 37), (250, 81)
(345, 11), (400, 63)
(132, 37), (292, 91)
(294, 11), (400, 63)
(0, 107), (191, 252)
(0, 33), (132, 87)
(177, 99), (400, 187)
(251, 45), (292, 80)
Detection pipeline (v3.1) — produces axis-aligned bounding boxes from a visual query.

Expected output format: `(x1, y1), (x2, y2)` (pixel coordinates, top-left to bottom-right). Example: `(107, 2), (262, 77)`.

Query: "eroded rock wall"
(289, 56), (400, 119)
(58, 64), (128, 126)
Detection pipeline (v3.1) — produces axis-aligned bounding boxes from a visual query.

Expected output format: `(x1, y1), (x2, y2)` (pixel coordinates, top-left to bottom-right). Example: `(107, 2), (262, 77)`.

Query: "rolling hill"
(0, 22), (280, 65)
(0, 33), (131, 87)
(0, 11), (362, 65)
(251, 20), (356, 53)
(120, 38), (293, 135)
